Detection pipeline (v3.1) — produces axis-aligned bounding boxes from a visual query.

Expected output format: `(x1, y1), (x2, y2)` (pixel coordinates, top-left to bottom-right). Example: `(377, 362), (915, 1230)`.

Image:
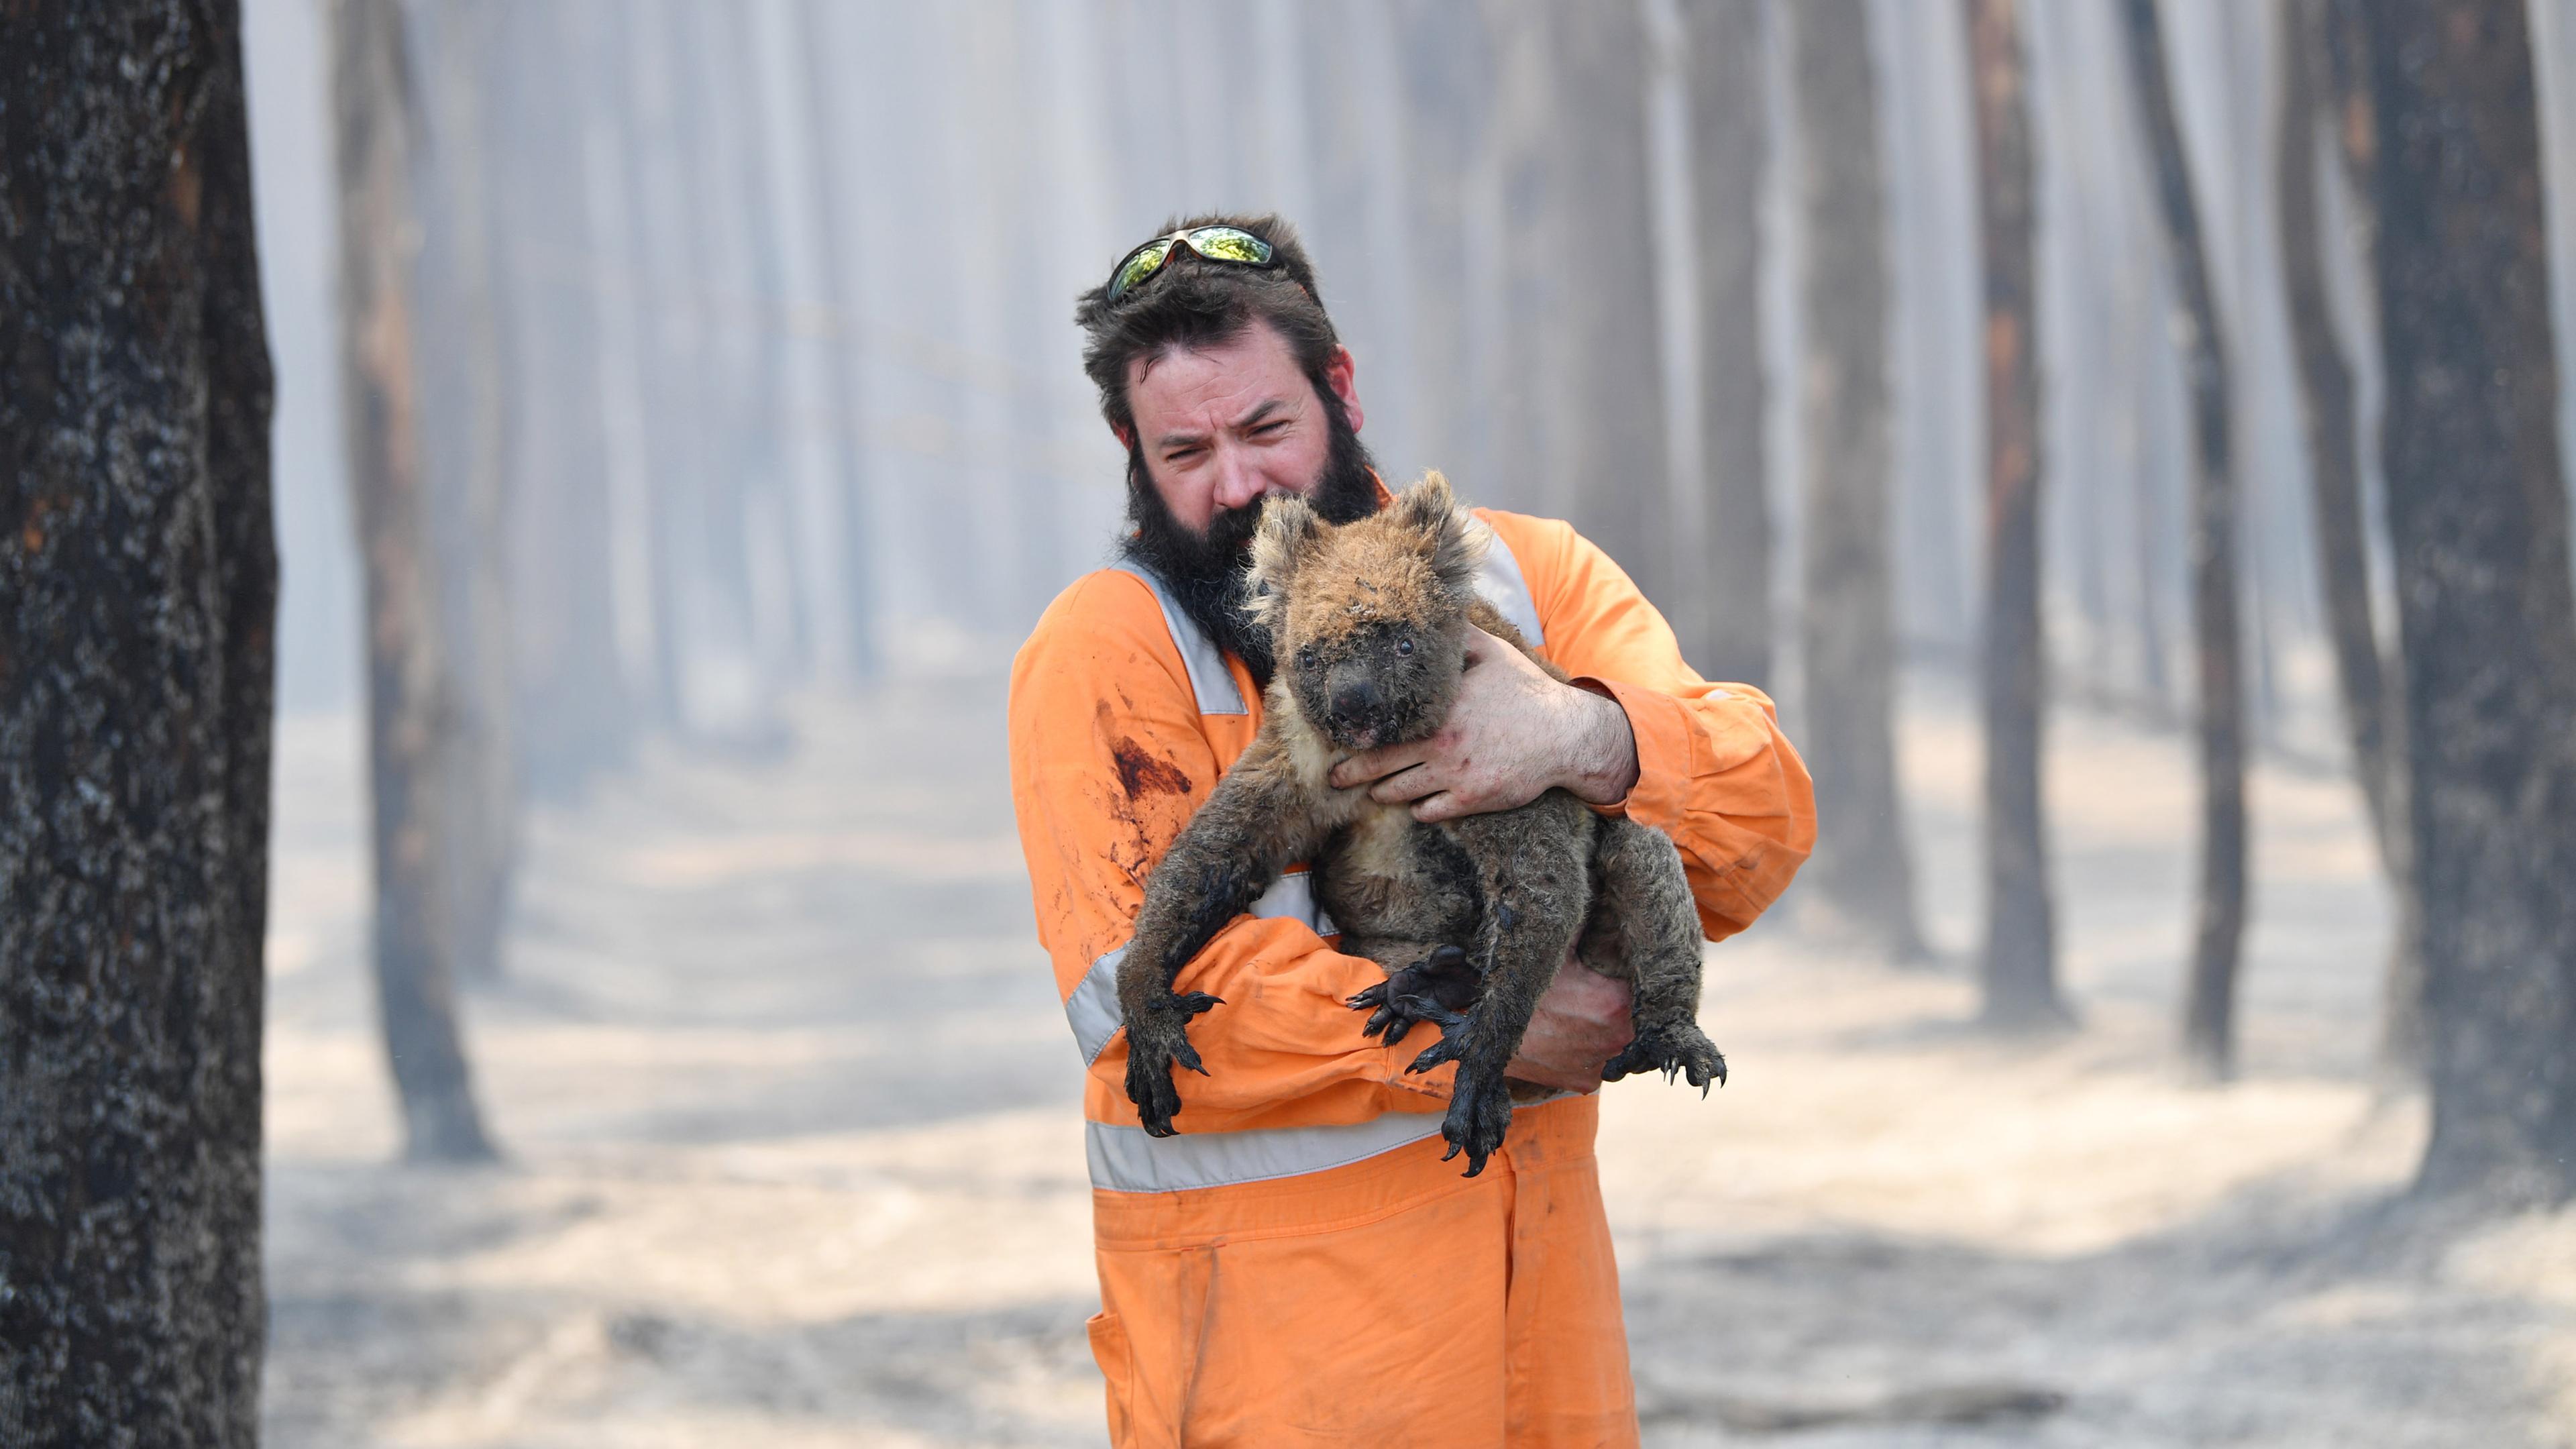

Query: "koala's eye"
(1395, 636), (1415, 657)
(1298, 647), (1319, 672)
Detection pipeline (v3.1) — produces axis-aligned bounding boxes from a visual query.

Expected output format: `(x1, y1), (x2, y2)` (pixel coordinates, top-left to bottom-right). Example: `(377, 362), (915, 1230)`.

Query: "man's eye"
(1254, 421), (1289, 437)
(1395, 637), (1415, 657)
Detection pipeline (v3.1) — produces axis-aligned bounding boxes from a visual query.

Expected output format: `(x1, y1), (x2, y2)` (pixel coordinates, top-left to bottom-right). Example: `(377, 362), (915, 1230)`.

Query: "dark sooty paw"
(1601, 1022), (1727, 1095)
(1122, 991), (1224, 1137)
(1440, 1062), (1514, 1177)
(1349, 949), (1479, 1046)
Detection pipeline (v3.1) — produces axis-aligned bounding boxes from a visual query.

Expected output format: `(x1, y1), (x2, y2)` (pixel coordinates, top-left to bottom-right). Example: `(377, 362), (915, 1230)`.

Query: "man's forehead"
(1132, 338), (1308, 433)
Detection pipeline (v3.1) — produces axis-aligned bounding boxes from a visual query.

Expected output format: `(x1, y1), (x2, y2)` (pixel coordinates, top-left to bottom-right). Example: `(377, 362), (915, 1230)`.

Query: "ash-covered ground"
(260, 672), (2576, 1448)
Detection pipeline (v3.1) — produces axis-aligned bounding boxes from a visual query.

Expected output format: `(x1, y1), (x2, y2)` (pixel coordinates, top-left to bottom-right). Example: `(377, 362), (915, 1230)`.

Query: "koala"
(1115, 472), (1725, 1177)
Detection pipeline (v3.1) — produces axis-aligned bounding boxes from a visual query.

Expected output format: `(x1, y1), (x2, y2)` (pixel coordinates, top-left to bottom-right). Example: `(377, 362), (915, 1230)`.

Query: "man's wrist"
(1560, 679), (1640, 806)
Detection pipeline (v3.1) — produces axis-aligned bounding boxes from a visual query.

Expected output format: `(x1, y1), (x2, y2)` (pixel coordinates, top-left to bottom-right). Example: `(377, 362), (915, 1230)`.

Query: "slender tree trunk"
(333, 0), (497, 1163)
(2365, 0), (2576, 1205)
(1491, 0), (1670, 598)
(1790, 0), (1926, 963)
(2276, 0), (2424, 1079)
(0, 4), (273, 1438)
(421, 0), (519, 983)
(500, 0), (633, 801)
(1684, 0), (1772, 688)
(1964, 0), (2065, 1028)
(2122, 0), (2247, 1078)
(795, 0), (880, 683)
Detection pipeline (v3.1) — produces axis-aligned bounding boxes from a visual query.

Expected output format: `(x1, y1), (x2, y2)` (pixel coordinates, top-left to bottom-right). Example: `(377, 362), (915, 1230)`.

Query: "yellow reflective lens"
(1104, 227), (1277, 303)
(1110, 238), (1176, 301)
(1183, 227), (1273, 264)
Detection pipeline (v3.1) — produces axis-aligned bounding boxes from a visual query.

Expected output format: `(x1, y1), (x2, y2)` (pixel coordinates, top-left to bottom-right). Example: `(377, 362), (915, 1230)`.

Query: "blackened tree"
(2122, 0), (2248, 1078)
(333, 0), (498, 1161)
(2366, 0), (2576, 1203)
(0, 3), (274, 1439)
(1963, 0), (2066, 1028)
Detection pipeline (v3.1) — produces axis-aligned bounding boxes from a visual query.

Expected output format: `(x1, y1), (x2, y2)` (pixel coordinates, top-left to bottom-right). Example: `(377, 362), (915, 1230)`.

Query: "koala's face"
(1245, 473), (1485, 753)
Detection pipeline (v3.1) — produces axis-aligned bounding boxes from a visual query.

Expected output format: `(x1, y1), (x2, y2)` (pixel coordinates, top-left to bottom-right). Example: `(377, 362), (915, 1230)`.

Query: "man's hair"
(1075, 212), (1342, 438)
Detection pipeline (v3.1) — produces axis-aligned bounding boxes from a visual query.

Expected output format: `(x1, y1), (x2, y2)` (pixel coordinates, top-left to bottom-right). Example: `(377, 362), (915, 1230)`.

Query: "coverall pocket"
(1086, 1309), (1134, 1445)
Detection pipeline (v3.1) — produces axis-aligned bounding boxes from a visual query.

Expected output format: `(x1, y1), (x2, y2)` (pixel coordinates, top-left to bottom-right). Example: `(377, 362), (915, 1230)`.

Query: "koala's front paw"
(1438, 1061), (1514, 1177)
(1348, 945), (1479, 1044)
(1122, 991), (1223, 1137)
(1601, 1021), (1727, 1095)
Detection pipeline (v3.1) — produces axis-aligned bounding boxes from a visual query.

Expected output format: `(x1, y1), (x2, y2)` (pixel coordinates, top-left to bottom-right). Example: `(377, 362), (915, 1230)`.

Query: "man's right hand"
(1503, 955), (1635, 1094)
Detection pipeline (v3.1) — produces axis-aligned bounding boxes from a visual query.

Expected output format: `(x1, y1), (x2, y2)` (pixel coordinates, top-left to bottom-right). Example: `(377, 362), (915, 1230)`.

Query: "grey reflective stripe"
(1109, 564), (1247, 715)
(1064, 871), (1338, 1065)
(1065, 946), (1129, 1066)
(1087, 1112), (1443, 1193)
(1471, 523), (1546, 649)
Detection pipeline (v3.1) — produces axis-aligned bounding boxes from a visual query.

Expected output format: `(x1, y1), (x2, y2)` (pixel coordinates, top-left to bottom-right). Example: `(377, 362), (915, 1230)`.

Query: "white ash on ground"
(260, 672), (2575, 1447)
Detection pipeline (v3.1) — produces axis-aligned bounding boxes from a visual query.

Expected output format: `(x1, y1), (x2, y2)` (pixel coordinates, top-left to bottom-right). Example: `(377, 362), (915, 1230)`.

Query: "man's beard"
(1119, 397), (1381, 690)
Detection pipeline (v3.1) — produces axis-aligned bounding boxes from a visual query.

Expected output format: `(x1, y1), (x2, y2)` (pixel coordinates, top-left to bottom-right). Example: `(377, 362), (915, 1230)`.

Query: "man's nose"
(1210, 445), (1268, 513)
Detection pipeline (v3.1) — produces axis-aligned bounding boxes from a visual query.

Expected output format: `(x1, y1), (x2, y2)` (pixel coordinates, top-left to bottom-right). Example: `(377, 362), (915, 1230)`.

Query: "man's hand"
(1326, 628), (1639, 822)
(1503, 956), (1635, 1093)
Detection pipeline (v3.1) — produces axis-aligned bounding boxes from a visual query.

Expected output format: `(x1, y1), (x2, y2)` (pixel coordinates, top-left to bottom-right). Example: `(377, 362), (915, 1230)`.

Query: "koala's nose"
(1330, 678), (1381, 724)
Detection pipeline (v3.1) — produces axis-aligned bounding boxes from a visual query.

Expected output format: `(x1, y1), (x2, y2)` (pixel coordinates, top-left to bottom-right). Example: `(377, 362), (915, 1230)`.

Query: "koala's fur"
(1116, 472), (1724, 1175)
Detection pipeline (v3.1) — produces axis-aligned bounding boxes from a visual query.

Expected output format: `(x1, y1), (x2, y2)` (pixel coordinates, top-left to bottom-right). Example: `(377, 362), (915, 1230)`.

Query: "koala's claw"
(1122, 991), (1226, 1136)
(1350, 947), (1479, 1046)
(1405, 1013), (1474, 1075)
(1601, 1022), (1728, 1096)
(1439, 1063), (1513, 1177)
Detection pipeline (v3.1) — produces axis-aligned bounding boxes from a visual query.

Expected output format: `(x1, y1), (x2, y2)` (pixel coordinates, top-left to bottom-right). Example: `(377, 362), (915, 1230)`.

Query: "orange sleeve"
(1481, 511), (1817, 943)
(1008, 572), (1450, 1134)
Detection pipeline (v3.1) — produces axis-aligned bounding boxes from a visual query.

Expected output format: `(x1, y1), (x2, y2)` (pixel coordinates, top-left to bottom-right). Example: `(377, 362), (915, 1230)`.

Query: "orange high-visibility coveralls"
(1009, 506), (1815, 1447)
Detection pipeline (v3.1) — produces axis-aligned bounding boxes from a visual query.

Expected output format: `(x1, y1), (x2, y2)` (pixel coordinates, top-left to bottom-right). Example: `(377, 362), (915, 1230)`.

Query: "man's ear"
(1322, 345), (1364, 435)
(1397, 471), (1485, 594)
(1110, 421), (1134, 451)
(1244, 493), (1324, 634)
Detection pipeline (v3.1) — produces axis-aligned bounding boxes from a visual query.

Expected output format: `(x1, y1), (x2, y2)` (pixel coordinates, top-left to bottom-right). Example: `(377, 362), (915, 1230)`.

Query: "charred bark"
(419, 0), (520, 982)
(1964, 0), (2065, 1028)
(1790, 0), (1926, 963)
(2121, 0), (2247, 1079)
(796, 0), (881, 683)
(2276, 0), (2422, 1078)
(498, 0), (635, 802)
(333, 0), (497, 1163)
(0, 3), (274, 1438)
(2365, 0), (2576, 1204)
(1684, 0), (1772, 688)
(1490, 0), (1671, 603)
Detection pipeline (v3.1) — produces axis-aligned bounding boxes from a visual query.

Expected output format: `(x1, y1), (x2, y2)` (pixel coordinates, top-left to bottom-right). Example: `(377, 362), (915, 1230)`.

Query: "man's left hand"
(1327, 627), (1639, 822)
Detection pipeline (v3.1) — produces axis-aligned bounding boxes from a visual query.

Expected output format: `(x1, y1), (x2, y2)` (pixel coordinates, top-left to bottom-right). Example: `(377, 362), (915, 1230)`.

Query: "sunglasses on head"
(1103, 225), (1279, 304)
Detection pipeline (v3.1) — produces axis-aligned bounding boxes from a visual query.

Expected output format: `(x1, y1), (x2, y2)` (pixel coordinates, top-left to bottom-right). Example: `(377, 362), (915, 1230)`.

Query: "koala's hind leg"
(1343, 938), (1481, 1046)
(1581, 819), (1727, 1093)
(1409, 806), (1593, 1175)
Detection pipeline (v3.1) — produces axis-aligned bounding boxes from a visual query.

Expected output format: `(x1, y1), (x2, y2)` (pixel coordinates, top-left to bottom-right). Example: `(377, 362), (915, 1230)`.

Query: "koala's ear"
(1397, 471), (1485, 596)
(1243, 492), (1324, 631)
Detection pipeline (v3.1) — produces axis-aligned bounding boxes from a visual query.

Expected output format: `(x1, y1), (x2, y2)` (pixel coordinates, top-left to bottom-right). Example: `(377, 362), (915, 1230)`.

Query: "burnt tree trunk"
(0, 3), (273, 1439)
(2277, 0), (2423, 1078)
(333, 0), (497, 1162)
(1964, 0), (2065, 1028)
(2122, 0), (2247, 1079)
(2365, 0), (2576, 1203)
(796, 0), (880, 683)
(1684, 0), (1772, 688)
(499, 0), (635, 801)
(420, 0), (520, 982)
(1790, 0), (1926, 963)
(1491, 0), (1670, 598)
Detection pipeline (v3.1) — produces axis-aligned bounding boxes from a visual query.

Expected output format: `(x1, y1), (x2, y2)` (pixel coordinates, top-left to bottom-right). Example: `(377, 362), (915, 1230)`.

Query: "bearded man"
(1008, 213), (1814, 1447)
